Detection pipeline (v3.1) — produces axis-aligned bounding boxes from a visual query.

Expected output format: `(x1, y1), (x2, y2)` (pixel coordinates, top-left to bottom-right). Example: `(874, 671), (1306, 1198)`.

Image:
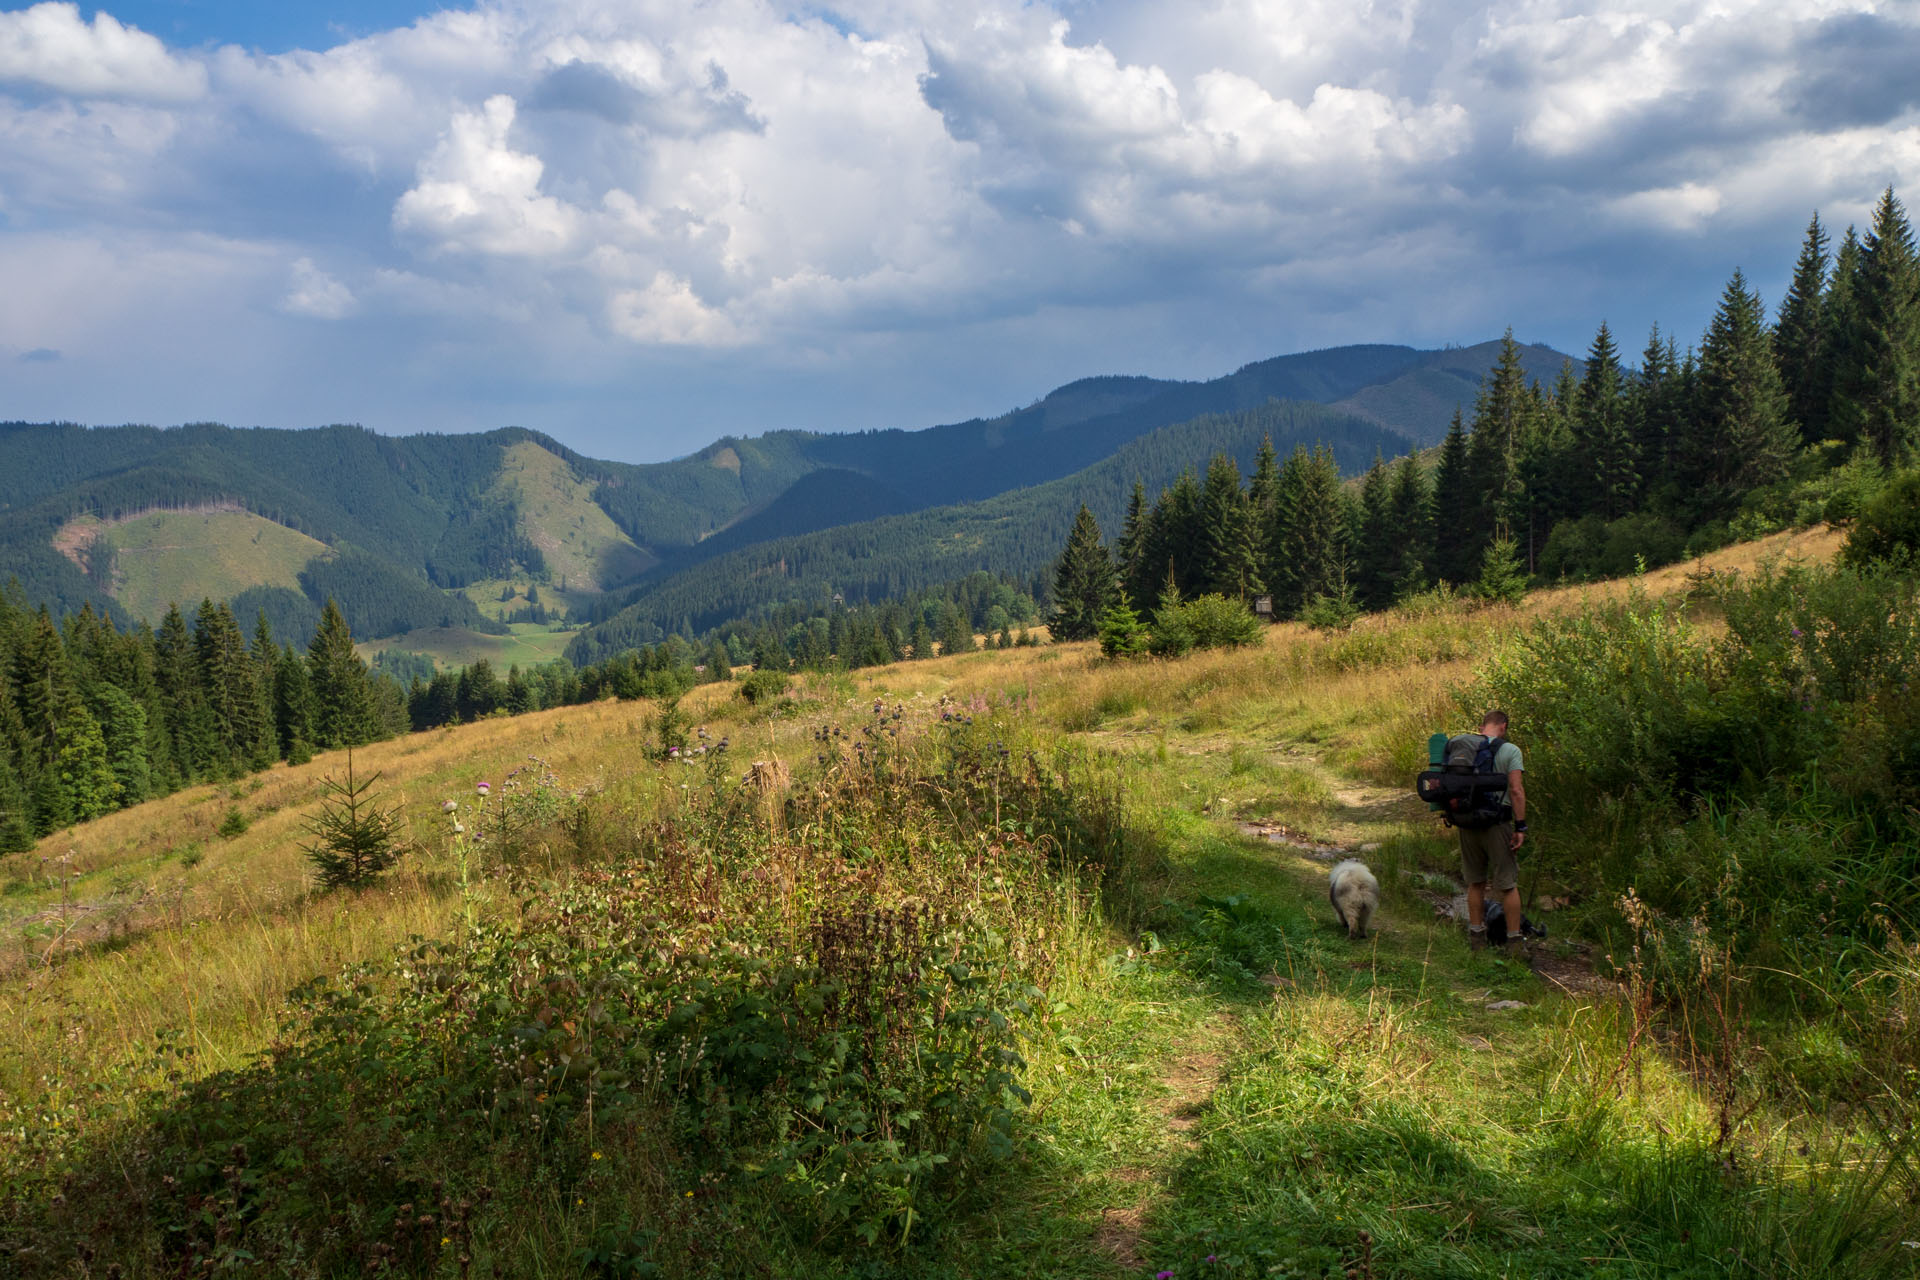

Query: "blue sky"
(2, 1), (1917, 463)
(82, 2), (442, 52)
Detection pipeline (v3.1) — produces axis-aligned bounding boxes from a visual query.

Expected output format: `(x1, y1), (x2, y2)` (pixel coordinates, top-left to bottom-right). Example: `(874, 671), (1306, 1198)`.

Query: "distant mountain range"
(0, 337), (1573, 661)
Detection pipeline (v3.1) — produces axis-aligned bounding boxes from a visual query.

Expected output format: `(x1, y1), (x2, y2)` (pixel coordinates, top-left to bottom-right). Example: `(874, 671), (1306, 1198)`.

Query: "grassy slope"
(499, 440), (657, 591)
(6, 523), (1900, 1278)
(359, 621), (578, 671)
(57, 508), (330, 625)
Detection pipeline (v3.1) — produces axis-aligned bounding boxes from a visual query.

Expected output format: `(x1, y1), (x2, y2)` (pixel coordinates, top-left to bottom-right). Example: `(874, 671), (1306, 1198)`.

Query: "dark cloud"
(526, 59), (764, 137)
(1785, 13), (1920, 129)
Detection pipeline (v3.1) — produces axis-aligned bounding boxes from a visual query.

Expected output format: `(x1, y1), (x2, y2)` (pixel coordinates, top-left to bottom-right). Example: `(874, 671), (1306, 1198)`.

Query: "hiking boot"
(1499, 937), (1532, 965)
(1468, 928), (1488, 953)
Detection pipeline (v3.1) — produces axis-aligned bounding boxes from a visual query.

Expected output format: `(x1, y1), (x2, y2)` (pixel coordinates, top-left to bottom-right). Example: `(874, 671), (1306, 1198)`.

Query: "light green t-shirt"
(1493, 741), (1524, 775)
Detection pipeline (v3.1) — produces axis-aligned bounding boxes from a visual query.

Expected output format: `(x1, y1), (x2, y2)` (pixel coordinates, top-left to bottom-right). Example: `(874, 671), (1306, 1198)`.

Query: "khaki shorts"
(1458, 823), (1519, 892)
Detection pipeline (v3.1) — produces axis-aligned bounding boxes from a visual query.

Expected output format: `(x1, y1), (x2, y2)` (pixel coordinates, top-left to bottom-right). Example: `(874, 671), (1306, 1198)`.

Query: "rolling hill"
(1, 337), (1570, 654)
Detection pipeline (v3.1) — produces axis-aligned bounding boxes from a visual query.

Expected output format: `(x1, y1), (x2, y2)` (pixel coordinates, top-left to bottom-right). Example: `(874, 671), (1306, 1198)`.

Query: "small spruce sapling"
(1097, 590), (1150, 659)
(302, 747), (406, 890)
(1472, 533), (1530, 606)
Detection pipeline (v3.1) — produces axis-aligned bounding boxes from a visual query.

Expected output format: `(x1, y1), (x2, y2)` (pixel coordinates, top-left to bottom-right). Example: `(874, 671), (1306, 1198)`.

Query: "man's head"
(1481, 710), (1509, 737)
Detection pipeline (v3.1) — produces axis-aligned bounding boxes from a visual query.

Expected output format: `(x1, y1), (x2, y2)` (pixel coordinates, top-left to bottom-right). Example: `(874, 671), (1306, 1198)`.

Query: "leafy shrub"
(1594, 514), (1687, 578)
(738, 669), (791, 704)
(1472, 565), (1920, 967)
(1541, 514), (1688, 582)
(1843, 469), (1920, 568)
(1539, 515), (1607, 581)
(1151, 594), (1260, 655)
(1392, 580), (1467, 618)
(17, 719), (1138, 1275)
(1299, 585), (1360, 631)
(215, 806), (249, 838)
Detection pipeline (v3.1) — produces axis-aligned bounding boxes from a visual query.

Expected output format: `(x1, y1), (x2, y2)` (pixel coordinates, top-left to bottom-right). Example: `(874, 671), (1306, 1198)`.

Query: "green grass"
(363, 620), (579, 670)
(58, 507), (329, 624)
(496, 440), (656, 591)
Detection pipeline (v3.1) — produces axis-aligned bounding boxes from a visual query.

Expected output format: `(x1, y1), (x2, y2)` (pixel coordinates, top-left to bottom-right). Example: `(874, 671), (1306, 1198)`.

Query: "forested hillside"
(2, 339), (1564, 656)
(566, 399), (1412, 660)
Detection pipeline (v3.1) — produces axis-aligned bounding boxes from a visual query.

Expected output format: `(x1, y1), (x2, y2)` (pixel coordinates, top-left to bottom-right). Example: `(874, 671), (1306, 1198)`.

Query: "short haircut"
(1482, 710), (1509, 730)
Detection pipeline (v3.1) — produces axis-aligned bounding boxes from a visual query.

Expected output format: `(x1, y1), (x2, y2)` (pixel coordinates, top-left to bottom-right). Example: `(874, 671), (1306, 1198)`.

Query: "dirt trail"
(1094, 1011), (1241, 1270)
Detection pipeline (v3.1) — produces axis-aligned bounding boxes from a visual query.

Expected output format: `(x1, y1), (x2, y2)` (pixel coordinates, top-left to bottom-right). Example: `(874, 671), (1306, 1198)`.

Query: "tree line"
(0, 591), (411, 849)
(0, 567), (1045, 847)
(1051, 187), (1920, 634)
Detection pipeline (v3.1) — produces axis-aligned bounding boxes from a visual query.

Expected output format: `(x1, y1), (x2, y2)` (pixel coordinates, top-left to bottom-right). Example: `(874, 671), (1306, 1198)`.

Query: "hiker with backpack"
(1415, 710), (1530, 954)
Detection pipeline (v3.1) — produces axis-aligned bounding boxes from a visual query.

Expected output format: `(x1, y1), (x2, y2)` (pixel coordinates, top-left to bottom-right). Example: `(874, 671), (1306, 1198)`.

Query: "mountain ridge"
(1, 337), (1574, 650)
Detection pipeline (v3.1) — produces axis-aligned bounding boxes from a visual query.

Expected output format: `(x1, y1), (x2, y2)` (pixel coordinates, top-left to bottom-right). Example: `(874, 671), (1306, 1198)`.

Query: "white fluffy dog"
(1328, 859), (1379, 940)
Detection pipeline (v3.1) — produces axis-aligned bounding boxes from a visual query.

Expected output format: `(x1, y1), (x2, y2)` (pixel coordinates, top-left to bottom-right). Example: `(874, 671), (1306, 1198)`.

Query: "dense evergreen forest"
(1049, 188), (1920, 633)
(0, 566), (1044, 847)
(566, 399), (1412, 658)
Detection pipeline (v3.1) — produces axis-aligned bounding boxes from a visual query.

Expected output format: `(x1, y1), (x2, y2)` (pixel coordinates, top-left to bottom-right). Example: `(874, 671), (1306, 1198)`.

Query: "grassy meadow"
(54, 507), (330, 625)
(363, 620), (581, 671)
(5, 523), (1916, 1279)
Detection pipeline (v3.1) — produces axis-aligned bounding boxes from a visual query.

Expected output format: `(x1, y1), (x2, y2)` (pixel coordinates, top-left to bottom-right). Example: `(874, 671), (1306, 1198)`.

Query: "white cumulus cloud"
(0, 2), (205, 101)
(1, 0), (1917, 452)
(281, 258), (356, 319)
(393, 93), (581, 256)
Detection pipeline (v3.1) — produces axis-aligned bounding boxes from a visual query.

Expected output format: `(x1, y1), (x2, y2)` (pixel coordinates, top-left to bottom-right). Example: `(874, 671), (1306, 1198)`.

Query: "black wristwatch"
(1513, 821), (1528, 833)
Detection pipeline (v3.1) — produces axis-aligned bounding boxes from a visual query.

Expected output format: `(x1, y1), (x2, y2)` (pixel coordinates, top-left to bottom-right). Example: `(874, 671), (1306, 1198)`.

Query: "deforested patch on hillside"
(493, 440), (656, 591)
(52, 505), (331, 624)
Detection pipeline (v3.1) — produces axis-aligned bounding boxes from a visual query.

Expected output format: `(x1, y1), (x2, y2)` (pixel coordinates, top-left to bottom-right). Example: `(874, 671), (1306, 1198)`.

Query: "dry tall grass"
(0, 525), (1845, 1133)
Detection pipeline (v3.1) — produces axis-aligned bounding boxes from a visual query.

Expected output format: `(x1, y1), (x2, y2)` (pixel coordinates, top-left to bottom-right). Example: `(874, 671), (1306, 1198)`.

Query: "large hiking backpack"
(1415, 733), (1512, 829)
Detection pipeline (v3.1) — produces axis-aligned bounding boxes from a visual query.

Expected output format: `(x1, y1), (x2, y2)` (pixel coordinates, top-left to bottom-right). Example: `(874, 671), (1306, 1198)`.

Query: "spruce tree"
(1097, 590), (1150, 659)
(908, 615), (935, 660)
(1049, 504), (1114, 642)
(0, 752), (33, 851)
(93, 684), (151, 808)
(54, 689), (118, 822)
(1690, 269), (1797, 516)
(1154, 470), (1205, 597)
(1466, 330), (1537, 537)
(1572, 325), (1636, 519)
(1822, 226), (1864, 440)
(1774, 213), (1831, 444)
(1627, 326), (1680, 509)
(1261, 446), (1309, 609)
(307, 599), (371, 749)
(1115, 479), (1149, 595)
(1471, 533), (1529, 606)
(1385, 454), (1433, 596)
(1429, 411), (1478, 586)
(1276, 446), (1348, 615)
(1352, 454), (1397, 610)
(274, 643), (316, 757)
(939, 604), (977, 655)
(302, 748), (405, 890)
(1832, 188), (1920, 466)
(1196, 453), (1261, 597)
